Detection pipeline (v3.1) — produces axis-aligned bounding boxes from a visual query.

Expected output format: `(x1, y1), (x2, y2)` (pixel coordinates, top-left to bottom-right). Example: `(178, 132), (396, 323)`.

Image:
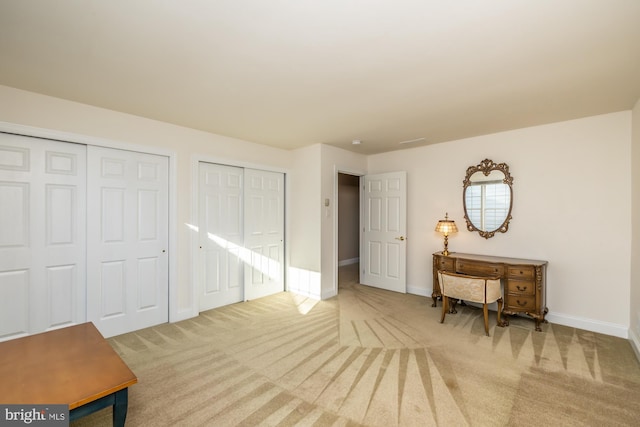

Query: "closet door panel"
(244, 168), (284, 301)
(0, 133), (86, 341)
(87, 146), (169, 338)
(198, 162), (244, 311)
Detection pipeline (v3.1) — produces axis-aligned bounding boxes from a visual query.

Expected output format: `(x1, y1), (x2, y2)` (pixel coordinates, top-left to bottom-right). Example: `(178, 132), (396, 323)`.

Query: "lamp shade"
(435, 220), (458, 234)
(435, 214), (458, 235)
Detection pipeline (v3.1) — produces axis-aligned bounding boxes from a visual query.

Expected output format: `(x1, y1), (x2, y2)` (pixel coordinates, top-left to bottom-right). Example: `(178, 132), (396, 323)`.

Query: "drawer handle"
(516, 285), (527, 292)
(516, 300), (528, 307)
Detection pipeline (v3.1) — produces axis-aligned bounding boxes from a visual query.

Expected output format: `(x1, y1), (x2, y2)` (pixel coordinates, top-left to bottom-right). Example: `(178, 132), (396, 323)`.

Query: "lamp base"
(442, 235), (450, 256)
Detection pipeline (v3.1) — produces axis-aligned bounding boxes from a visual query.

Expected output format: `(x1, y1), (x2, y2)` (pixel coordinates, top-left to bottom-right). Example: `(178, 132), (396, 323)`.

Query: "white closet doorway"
(197, 162), (284, 312)
(0, 132), (170, 341)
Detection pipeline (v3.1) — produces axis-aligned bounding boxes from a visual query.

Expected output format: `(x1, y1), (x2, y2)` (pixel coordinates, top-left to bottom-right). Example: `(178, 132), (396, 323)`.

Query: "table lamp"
(435, 213), (458, 256)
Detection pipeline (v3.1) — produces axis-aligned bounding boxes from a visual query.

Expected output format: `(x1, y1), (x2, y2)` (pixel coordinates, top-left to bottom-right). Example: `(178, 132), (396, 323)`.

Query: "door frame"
(0, 121), (179, 322)
(332, 166), (366, 297)
(190, 155), (289, 314)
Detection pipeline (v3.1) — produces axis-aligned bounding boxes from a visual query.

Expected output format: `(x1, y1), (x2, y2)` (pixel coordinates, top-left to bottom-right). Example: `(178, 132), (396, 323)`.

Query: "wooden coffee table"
(0, 322), (137, 426)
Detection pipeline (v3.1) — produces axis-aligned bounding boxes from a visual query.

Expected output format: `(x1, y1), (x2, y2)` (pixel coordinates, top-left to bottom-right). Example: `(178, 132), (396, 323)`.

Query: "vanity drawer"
(435, 256), (455, 272)
(457, 260), (503, 277)
(507, 266), (535, 280)
(506, 295), (536, 311)
(506, 279), (535, 296)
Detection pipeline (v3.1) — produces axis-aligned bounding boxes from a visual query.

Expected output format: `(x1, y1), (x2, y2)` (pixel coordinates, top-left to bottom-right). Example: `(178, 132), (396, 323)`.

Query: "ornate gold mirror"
(463, 159), (513, 239)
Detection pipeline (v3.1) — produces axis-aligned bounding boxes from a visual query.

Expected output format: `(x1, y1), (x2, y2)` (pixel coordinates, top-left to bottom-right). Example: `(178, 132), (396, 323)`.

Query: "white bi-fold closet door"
(0, 132), (169, 341)
(198, 162), (284, 312)
(0, 135), (86, 341)
(87, 146), (169, 338)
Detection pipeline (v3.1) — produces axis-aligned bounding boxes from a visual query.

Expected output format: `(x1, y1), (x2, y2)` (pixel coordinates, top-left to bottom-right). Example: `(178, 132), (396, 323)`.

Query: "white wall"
(0, 85), (294, 321)
(367, 112), (632, 337)
(631, 99), (640, 354)
(287, 144), (322, 298)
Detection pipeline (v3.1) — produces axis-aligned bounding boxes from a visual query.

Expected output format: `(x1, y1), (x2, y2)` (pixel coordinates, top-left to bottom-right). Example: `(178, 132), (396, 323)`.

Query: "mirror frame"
(462, 158), (514, 239)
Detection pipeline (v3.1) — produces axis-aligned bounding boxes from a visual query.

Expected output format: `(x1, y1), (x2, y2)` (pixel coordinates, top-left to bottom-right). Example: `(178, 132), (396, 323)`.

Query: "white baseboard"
(407, 285), (430, 297)
(408, 287), (630, 339)
(321, 289), (338, 300)
(172, 307), (198, 323)
(629, 328), (640, 362)
(338, 257), (359, 267)
(540, 312), (628, 338)
(288, 288), (322, 300)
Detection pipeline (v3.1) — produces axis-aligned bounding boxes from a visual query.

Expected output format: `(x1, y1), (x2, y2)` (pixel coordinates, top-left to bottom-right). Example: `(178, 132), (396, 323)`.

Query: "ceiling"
(1, 1), (639, 155)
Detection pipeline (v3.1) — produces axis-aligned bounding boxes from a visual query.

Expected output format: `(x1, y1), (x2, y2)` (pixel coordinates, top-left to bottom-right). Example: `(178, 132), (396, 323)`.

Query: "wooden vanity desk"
(433, 252), (548, 331)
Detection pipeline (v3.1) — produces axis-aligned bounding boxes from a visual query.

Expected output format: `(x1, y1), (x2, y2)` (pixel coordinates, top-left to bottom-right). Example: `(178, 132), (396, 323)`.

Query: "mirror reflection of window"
(465, 181), (510, 231)
(462, 159), (513, 238)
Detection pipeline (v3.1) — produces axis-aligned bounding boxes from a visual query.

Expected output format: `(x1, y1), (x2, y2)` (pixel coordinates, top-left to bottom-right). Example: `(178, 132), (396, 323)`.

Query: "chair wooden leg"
(497, 298), (504, 327)
(441, 297), (448, 323)
(483, 303), (490, 336)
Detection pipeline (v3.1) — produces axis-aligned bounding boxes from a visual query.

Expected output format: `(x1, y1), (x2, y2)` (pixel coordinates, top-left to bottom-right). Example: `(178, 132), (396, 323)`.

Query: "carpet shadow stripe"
(229, 318), (338, 357)
(168, 373), (266, 423)
(376, 317), (423, 348)
(362, 349), (396, 420)
(275, 340), (342, 384)
(337, 348), (383, 412)
(202, 382), (278, 425)
(413, 348), (438, 424)
(158, 365), (253, 410)
(396, 348), (410, 425)
(234, 390), (296, 427)
(242, 324), (339, 369)
(311, 347), (367, 405)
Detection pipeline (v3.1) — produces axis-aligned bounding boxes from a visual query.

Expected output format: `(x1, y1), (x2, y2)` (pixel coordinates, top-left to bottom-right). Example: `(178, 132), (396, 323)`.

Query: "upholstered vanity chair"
(437, 270), (504, 336)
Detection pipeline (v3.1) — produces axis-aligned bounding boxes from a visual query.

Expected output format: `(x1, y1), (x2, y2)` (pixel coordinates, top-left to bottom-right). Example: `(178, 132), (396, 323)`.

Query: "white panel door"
(0, 133), (86, 341)
(87, 146), (168, 338)
(198, 162), (244, 311)
(361, 172), (407, 293)
(244, 168), (285, 301)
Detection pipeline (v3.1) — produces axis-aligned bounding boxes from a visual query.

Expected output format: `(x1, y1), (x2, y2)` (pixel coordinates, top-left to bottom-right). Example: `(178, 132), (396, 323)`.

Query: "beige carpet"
(73, 265), (640, 426)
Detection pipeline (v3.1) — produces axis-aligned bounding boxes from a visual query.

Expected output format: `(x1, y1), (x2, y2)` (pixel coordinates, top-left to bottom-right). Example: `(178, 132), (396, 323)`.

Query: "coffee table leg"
(113, 388), (129, 427)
